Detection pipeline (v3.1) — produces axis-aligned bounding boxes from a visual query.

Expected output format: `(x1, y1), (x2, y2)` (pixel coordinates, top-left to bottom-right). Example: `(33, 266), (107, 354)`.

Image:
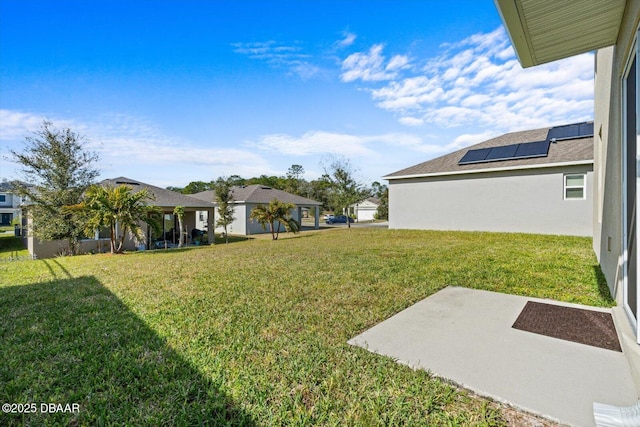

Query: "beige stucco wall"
(594, 46), (623, 302)
(593, 2), (640, 304)
(592, 1), (640, 389)
(28, 237), (112, 259)
(389, 165), (594, 236)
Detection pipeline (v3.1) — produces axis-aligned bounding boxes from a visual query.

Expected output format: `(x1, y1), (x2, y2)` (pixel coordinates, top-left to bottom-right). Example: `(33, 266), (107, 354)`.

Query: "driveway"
(322, 221), (388, 229)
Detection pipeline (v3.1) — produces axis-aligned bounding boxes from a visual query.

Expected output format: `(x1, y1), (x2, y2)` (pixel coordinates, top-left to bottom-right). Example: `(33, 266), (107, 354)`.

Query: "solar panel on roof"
(458, 147), (492, 164)
(579, 122), (594, 136)
(547, 122), (593, 141)
(514, 140), (551, 158)
(547, 124), (577, 140)
(458, 122), (591, 166)
(485, 144), (519, 161)
(458, 140), (551, 165)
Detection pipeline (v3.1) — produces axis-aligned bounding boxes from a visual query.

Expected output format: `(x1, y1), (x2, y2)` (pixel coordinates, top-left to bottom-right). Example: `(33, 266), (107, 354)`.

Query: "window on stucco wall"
(564, 173), (586, 200)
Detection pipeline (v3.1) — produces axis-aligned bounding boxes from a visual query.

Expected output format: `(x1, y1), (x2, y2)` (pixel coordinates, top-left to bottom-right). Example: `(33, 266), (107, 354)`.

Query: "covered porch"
(148, 207), (215, 249)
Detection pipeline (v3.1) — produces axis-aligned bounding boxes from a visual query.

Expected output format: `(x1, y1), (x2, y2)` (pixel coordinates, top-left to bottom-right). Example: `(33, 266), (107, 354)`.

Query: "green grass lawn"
(0, 228), (611, 426)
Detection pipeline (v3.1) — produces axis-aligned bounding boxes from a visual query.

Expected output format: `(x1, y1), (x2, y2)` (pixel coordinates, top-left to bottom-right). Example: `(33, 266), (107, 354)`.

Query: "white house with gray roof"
(348, 197), (380, 222)
(190, 185), (322, 236)
(101, 177), (216, 248)
(24, 177), (216, 258)
(0, 181), (24, 227)
(384, 122), (594, 236)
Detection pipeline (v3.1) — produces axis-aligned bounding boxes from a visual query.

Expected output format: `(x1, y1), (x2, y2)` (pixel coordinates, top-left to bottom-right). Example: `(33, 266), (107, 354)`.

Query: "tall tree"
(371, 181), (387, 199)
(249, 198), (300, 240)
(308, 177), (332, 211)
(374, 187), (389, 220)
(322, 156), (368, 228)
(11, 121), (100, 255)
(183, 181), (212, 194)
(246, 175), (285, 189)
(166, 181), (214, 194)
(227, 175), (246, 187)
(213, 177), (235, 244)
(70, 184), (160, 254)
(286, 164), (305, 195)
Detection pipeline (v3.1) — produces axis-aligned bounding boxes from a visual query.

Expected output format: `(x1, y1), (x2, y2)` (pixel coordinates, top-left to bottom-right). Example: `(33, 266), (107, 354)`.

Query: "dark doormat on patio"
(512, 301), (622, 352)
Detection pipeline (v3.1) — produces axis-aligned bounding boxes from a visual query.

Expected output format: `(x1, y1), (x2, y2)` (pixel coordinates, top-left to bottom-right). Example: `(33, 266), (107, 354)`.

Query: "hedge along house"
(385, 122), (594, 236)
(190, 185), (322, 236)
(23, 177), (216, 259)
(494, 0), (640, 387)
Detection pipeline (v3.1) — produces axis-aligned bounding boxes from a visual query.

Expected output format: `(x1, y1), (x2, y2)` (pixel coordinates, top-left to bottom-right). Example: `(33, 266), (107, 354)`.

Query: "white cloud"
(460, 94), (492, 108)
(254, 130), (438, 158)
(232, 40), (319, 80)
(448, 131), (498, 151)
(0, 110), (274, 186)
(336, 31), (357, 48)
(257, 131), (374, 157)
(343, 26), (594, 134)
(371, 76), (444, 111)
(340, 44), (409, 82)
(0, 110), (45, 141)
(290, 62), (321, 80)
(86, 114), (270, 174)
(386, 54), (411, 71)
(398, 117), (424, 126)
(232, 41), (308, 59)
(0, 109), (83, 141)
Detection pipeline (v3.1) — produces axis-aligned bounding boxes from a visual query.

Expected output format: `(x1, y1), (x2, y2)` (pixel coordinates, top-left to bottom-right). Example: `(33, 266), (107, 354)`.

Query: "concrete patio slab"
(348, 286), (638, 426)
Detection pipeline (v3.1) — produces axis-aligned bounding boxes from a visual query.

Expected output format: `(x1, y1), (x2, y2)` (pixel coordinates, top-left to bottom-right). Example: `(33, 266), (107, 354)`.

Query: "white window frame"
(563, 173), (586, 200)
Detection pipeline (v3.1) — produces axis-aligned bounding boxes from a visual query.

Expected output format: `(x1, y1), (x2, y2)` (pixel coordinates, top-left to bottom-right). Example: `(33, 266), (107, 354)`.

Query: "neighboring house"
(24, 177), (216, 259)
(384, 123), (594, 237)
(190, 185), (322, 235)
(495, 0), (640, 386)
(0, 181), (24, 226)
(348, 197), (380, 222)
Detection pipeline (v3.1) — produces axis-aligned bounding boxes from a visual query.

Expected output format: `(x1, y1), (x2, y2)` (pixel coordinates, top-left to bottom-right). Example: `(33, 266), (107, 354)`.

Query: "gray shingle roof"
(101, 177), (215, 209)
(190, 185), (321, 206)
(384, 124), (594, 179)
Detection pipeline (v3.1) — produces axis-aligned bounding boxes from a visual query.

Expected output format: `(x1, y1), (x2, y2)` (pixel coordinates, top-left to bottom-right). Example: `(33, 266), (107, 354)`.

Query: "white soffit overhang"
(494, 0), (626, 67)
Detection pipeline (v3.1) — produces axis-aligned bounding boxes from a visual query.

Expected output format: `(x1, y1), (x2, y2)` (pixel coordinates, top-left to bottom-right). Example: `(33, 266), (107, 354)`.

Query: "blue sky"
(0, 1), (594, 188)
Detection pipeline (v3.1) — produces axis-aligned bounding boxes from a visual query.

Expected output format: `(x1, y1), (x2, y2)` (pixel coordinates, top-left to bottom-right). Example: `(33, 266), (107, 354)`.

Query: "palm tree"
(173, 205), (185, 247)
(249, 198), (300, 240)
(73, 184), (160, 254)
(213, 177), (235, 244)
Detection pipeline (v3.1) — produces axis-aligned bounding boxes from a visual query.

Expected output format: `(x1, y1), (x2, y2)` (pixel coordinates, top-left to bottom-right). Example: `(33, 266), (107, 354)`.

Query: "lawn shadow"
(0, 276), (255, 426)
(593, 264), (616, 304)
